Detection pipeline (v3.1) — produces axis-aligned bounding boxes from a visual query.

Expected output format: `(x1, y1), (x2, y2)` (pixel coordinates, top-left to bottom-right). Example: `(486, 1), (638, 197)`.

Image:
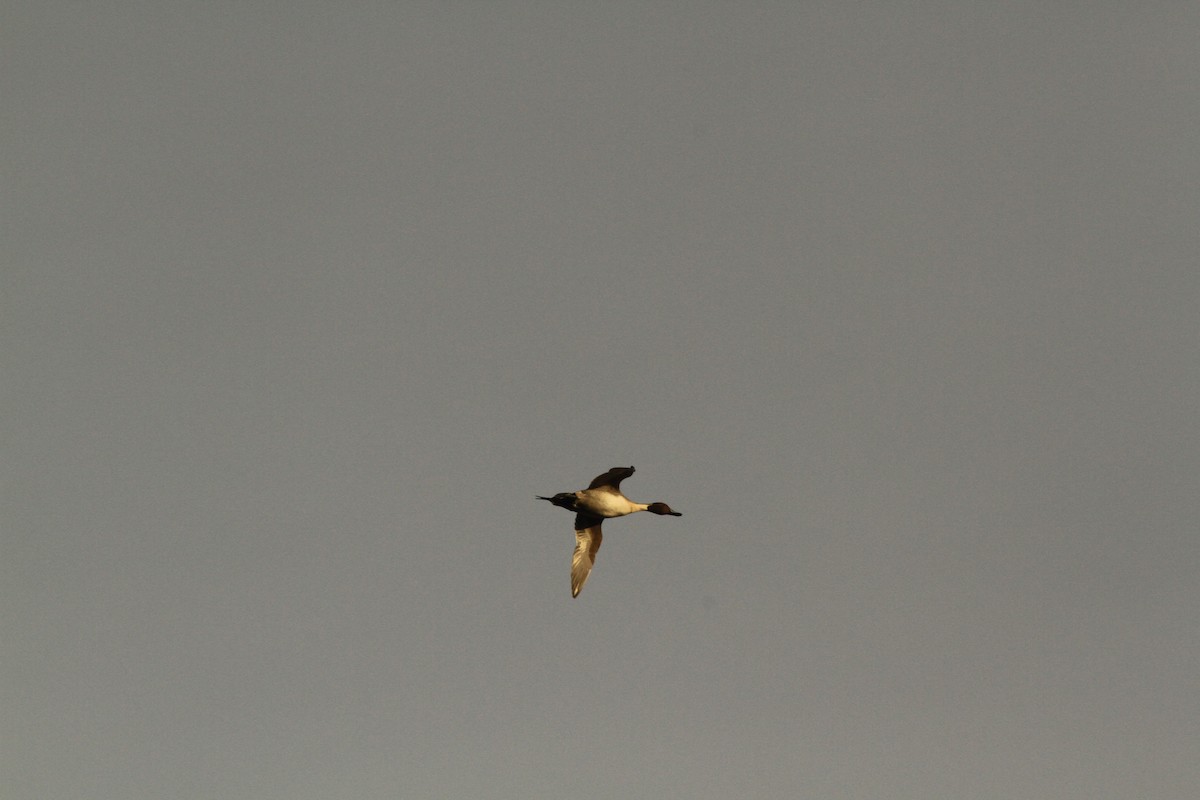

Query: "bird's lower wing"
(571, 516), (604, 598)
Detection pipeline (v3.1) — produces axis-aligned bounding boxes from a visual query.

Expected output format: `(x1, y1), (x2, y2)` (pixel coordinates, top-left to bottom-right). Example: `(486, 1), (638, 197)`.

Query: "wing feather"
(587, 466), (635, 490)
(571, 513), (604, 598)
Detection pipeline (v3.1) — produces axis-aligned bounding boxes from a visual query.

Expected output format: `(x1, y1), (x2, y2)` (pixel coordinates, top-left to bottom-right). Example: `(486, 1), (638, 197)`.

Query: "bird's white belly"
(577, 490), (639, 518)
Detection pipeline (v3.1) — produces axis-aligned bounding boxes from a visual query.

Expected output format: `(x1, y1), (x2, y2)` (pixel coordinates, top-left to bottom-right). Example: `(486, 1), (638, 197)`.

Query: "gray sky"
(4, 3), (1199, 798)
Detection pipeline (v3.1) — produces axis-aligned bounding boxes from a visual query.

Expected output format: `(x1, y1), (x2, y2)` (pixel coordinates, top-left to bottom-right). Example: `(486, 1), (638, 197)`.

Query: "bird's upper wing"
(587, 466), (635, 490)
(571, 513), (604, 598)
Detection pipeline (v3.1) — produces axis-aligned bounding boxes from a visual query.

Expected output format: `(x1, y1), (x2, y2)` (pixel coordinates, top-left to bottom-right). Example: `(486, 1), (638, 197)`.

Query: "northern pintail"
(537, 466), (681, 597)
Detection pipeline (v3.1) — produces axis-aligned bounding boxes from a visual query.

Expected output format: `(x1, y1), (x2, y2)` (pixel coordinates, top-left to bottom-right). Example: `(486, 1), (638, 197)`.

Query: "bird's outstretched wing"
(571, 512), (604, 598)
(587, 466), (635, 490)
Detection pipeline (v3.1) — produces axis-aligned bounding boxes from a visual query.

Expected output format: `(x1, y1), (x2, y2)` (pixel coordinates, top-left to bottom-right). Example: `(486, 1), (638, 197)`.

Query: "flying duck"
(537, 466), (681, 597)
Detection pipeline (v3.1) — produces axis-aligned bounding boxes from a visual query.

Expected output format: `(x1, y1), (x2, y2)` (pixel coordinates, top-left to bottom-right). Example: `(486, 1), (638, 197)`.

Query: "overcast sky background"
(4, 3), (1199, 798)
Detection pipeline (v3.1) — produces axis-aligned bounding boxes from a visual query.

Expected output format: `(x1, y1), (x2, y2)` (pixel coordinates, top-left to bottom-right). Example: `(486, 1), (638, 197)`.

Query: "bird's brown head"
(647, 502), (682, 516)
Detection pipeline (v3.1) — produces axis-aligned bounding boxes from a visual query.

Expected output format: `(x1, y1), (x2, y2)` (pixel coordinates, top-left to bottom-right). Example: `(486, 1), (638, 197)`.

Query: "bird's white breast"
(577, 490), (642, 518)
